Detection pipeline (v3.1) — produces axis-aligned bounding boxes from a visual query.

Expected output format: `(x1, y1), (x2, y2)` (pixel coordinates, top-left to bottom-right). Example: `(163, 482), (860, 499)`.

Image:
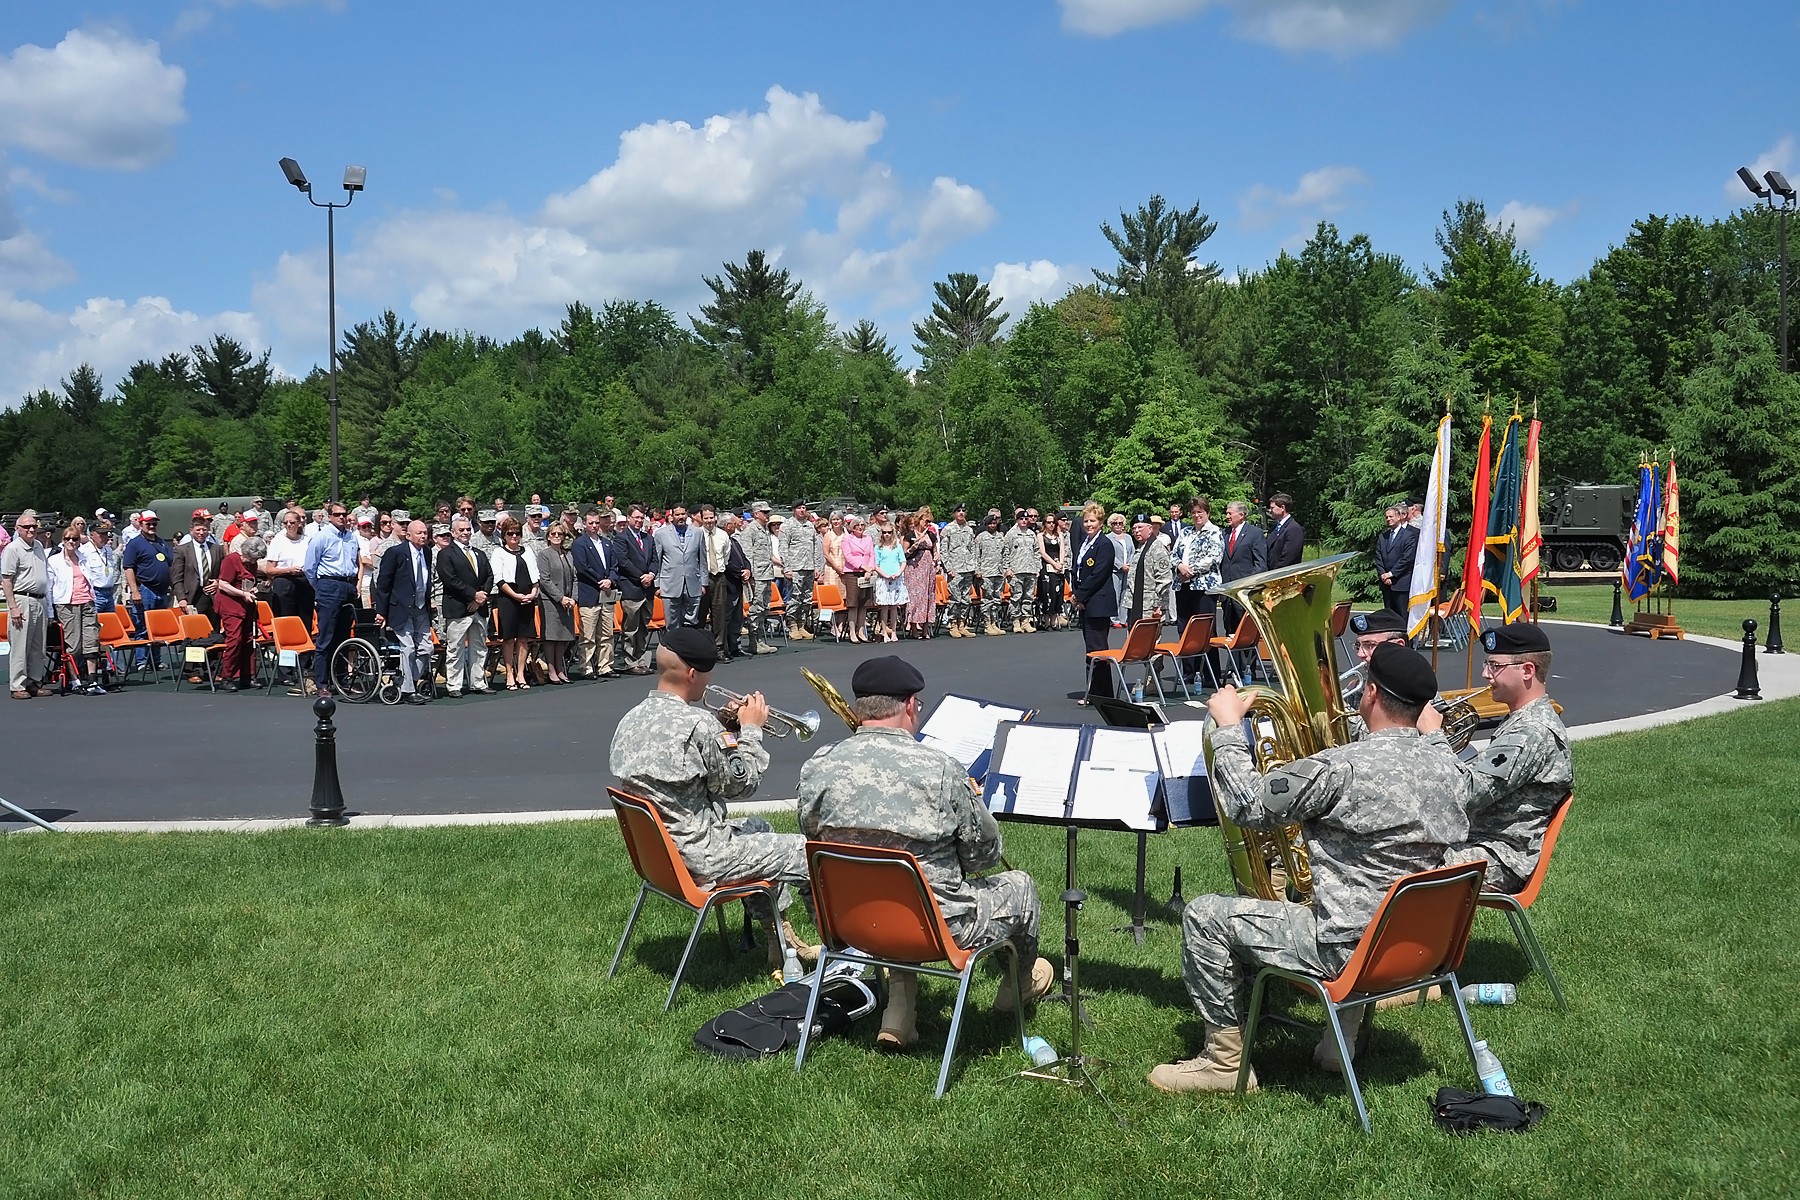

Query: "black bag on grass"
(693, 972), (879, 1060)
(1431, 1087), (1547, 1134)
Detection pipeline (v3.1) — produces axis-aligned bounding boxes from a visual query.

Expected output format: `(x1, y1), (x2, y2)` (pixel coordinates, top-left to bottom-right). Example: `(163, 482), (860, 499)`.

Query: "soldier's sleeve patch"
(1269, 778), (1290, 795)
(717, 731), (739, 751)
(729, 757), (749, 782)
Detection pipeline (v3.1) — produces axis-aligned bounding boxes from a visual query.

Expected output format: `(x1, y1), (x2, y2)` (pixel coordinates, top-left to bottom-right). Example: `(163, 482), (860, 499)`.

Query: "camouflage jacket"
(777, 521), (821, 572)
(1001, 525), (1038, 575)
(1206, 723), (1469, 945)
(610, 689), (770, 884)
(743, 520), (779, 581)
(939, 521), (977, 573)
(1127, 536), (1173, 610)
(796, 726), (1002, 926)
(1447, 695), (1572, 890)
(974, 529), (1007, 578)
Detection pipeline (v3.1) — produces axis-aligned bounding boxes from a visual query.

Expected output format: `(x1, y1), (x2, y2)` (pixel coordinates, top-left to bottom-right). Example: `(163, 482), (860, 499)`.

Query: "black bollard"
(1767, 592), (1786, 655)
(307, 696), (350, 826)
(1609, 580), (1624, 627)
(1735, 620), (1762, 701)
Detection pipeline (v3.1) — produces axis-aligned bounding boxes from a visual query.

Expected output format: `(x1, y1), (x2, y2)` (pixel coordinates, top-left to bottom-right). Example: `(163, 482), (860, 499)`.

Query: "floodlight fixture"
(343, 165), (366, 193)
(1766, 170), (1796, 202)
(279, 156), (310, 192)
(1738, 166), (1769, 198)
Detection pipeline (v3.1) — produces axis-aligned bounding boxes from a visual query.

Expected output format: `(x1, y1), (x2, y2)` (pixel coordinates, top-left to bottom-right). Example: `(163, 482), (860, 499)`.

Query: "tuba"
(1203, 552), (1361, 904)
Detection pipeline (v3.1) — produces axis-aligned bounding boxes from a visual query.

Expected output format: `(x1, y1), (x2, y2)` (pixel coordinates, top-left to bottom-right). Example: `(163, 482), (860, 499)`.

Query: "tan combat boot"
(993, 956), (1056, 1012)
(765, 918), (821, 968)
(1312, 1005), (1365, 1074)
(1147, 1023), (1259, 1094)
(877, 969), (920, 1050)
(986, 620), (1007, 635)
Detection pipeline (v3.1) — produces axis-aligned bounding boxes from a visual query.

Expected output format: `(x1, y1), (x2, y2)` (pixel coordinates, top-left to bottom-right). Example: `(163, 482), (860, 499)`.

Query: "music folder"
(982, 722), (1163, 831)
(916, 693), (1036, 784)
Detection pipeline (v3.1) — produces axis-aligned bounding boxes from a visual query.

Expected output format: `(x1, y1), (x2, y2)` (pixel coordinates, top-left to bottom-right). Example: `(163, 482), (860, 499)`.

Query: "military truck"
(1543, 483), (1632, 572)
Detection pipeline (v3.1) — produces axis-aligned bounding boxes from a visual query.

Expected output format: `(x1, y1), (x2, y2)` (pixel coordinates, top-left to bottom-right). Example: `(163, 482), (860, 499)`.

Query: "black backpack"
(693, 970), (880, 1060)
(1430, 1087), (1548, 1134)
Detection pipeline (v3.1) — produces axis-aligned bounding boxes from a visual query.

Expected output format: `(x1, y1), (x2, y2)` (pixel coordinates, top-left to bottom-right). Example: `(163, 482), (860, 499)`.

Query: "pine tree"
(693, 249), (801, 390)
(913, 272), (1007, 371)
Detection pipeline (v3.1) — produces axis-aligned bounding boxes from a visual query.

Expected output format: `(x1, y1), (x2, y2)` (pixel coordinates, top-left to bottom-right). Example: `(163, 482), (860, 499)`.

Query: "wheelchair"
(328, 608), (428, 705)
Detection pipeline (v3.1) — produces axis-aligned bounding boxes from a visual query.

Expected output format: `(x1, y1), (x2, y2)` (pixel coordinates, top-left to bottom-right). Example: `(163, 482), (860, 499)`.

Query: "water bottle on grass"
(1473, 1039), (1514, 1096)
(1023, 1036), (1059, 1067)
(1460, 982), (1517, 1005)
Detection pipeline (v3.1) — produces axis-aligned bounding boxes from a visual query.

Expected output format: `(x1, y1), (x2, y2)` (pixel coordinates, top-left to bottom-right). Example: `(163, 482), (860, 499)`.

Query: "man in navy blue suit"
(614, 505), (659, 675)
(1264, 493), (1305, 571)
(374, 518), (435, 704)
(1070, 504), (1118, 699)
(571, 507), (620, 678)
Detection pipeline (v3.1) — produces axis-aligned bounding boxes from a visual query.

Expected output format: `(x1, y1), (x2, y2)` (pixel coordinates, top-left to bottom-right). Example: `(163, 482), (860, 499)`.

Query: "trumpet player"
(1425, 622), (1572, 896)
(1151, 644), (1467, 1095)
(609, 626), (819, 967)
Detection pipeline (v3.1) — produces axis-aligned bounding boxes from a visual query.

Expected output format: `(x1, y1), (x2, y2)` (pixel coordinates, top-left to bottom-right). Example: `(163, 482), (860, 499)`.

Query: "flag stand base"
(1625, 611), (1685, 640)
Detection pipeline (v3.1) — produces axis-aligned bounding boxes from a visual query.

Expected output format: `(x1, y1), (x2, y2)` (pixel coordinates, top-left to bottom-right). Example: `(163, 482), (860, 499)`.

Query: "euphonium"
(1203, 551), (1362, 904)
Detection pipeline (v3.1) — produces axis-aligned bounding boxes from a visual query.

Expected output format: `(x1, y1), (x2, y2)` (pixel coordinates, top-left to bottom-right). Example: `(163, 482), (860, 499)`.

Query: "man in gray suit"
(653, 504), (707, 628)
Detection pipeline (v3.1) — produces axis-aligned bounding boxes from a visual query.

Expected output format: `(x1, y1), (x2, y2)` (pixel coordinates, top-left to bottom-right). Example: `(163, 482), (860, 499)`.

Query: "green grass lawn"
(1537, 586), (1770, 642)
(6, 701), (1799, 1199)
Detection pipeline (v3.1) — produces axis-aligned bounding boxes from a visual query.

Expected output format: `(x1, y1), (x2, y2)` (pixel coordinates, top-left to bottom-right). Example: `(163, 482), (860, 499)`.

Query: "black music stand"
(1089, 694), (1165, 944)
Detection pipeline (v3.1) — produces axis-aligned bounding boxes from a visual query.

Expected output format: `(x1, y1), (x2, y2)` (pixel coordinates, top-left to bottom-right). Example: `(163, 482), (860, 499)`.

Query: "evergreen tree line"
(3, 198), (1796, 599)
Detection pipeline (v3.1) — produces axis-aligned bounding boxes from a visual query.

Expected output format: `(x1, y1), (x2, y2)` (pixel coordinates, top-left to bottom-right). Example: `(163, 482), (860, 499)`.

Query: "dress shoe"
(445, 689), (463, 698)
(221, 681), (241, 693)
(11, 690), (31, 700)
(405, 692), (431, 705)
(469, 685), (492, 694)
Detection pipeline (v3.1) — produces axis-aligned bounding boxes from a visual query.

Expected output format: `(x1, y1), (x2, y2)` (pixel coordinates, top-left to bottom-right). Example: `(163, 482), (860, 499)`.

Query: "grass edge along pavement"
(5, 700), (1800, 1199)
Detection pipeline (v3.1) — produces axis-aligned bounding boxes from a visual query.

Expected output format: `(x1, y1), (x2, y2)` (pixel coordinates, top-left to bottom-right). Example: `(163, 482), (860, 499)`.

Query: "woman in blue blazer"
(1070, 502), (1117, 699)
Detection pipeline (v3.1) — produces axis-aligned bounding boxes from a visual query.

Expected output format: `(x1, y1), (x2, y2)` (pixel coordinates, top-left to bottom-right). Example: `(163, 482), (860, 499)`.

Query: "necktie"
(198, 543), (209, 579)
(414, 550), (424, 600)
(1229, 528), (1239, 556)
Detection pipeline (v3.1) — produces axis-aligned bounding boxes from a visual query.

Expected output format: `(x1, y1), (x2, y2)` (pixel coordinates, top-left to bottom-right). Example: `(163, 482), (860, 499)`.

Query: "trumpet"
(701, 685), (822, 741)
(1338, 662), (1490, 752)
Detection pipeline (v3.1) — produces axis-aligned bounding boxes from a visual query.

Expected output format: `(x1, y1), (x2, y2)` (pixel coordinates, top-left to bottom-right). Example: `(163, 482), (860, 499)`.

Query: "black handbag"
(1430, 1086), (1547, 1134)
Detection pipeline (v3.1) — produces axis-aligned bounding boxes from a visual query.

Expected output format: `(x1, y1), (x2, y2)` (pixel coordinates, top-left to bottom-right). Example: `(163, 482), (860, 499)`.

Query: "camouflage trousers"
(949, 571), (978, 625)
(1008, 573), (1040, 628)
(688, 816), (810, 923)
(976, 576), (1003, 630)
(945, 868), (1041, 967)
(1179, 894), (1353, 1027)
(745, 578), (779, 649)
(785, 569), (815, 630)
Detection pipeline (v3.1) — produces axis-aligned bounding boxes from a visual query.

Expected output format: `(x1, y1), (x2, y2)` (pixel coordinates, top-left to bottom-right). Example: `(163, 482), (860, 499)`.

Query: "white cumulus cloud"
(988, 260), (1082, 319)
(1239, 164), (1370, 229)
(1060, 0), (1449, 52)
(0, 293), (261, 404)
(0, 28), (187, 170)
(1488, 199), (1572, 249)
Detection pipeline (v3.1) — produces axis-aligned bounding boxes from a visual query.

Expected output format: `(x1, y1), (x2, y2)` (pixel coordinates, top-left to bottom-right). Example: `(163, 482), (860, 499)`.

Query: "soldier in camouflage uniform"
(1001, 509), (1040, 633)
(797, 655), (1054, 1047)
(973, 511), (1007, 635)
(1342, 608), (1409, 739)
(777, 503), (822, 640)
(469, 510), (498, 556)
(1150, 643), (1468, 1095)
(1125, 515), (1173, 627)
(1427, 622), (1572, 895)
(938, 504), (978, 637)
(741, 502), (780, 655)
(609, 626), (816, 964)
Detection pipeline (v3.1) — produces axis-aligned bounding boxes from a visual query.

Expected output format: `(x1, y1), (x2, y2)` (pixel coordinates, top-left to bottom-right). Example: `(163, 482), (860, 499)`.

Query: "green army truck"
(1543, 483), (1632, 572)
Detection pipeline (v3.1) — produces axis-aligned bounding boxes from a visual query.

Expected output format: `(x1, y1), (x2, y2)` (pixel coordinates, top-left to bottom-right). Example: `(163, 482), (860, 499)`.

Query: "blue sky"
(2, 1), (1795, 404)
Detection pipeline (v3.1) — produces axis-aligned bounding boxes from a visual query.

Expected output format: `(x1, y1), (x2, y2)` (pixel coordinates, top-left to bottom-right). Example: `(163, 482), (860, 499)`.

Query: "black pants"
(1082, 614), (1115, 698)
(701, 573), (732, 653)
(1173, 590), (1220, 683)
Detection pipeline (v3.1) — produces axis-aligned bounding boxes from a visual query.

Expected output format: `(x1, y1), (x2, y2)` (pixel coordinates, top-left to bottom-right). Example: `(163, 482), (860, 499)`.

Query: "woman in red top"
(215, 536), (264, 691)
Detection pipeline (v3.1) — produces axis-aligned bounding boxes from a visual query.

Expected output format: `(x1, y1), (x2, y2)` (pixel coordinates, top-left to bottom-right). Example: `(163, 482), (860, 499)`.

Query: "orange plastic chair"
(1152, 615), (1215, 699)
(1331, 599), (1354, 662)
(934, 575), (950, 607)
(97, 609), (152, 681)
(1209, 613), (1265, 685)
(1238, 861), (1489, 1132)
(794, 841), (1027, 1098)
(256, 600), (276, 641)
(606, 787), (779, 1011)
(265, 616), (316, 695)
(813, 580), (844, 615)
(1086, 618), (1166, 702)
(143, 607), (186, 683)
(1477, 794), (1572, 1011)
(175, 612), (221, 691)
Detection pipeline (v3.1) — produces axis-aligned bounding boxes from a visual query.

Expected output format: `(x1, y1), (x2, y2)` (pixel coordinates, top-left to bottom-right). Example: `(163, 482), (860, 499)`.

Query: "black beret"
(851, 655), (925, 698)
(1367, 643), (1438, 707)
(1350, 608), (1406, 636)
(952, 503), (966, 513)
(660, 626), (718, 671)
(1482, 623), (1551, 654)
(1406, 496), (1425, 508)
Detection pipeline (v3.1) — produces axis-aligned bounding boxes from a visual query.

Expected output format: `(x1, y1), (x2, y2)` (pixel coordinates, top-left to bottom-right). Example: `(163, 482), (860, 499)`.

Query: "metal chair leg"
(1447, 972), (1484, 1078)
(609, 886), (649, 977)
(1506, 904), (1568, 1011)
(794, 950), (834, 1075)
(937, 963), (982, 1099)
(1327, 1002), (1373, 1134)
(665, 899), (717, 1012)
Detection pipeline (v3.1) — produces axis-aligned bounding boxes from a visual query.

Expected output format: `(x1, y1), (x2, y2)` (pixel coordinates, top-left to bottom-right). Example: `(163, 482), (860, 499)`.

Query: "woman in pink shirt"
(48, 526), (106, 693)
(838, 515), (875, 644)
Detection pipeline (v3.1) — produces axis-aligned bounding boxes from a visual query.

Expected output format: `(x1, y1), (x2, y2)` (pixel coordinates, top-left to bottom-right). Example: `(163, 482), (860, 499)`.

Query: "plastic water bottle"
(1460, 982), (1517, 1006)
(1131, 682), (1145, 703)
(780, 939), (804, 984)
(1022, 1036), (1059, 1067)
(1473, 1039), (1514, 1097)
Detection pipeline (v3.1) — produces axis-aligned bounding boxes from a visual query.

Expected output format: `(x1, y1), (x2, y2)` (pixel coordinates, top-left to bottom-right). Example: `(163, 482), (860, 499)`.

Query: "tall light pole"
(1738, 166), (1796, 372)
(279, 157), (366, 501)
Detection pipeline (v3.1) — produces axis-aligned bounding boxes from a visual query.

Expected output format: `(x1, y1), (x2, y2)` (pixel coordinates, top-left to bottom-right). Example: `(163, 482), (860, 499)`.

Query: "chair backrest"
(815, 581), (845, 611)
(1327, 861), (1486, 1002)
(271, 615), (315, 653)
(1331, 600), (1352, 638)
(97, 609), (127, 643)
(179, 613), (214, 641)
(1119, 618), (1163, 663)
(257, 601), (275, 633)
(1169, 615), (1211, 656)
(934, 575), (950, 605)
(1509, 793), (1572, 909)
(144, 607), (184, 641)
(805, 840), (966, 970)
(607, 787), (707, 906)
(1215, 613), (1260, 652)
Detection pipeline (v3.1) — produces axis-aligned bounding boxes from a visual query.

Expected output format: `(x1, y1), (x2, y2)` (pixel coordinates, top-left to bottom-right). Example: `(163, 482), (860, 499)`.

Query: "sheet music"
(990, 725), (1081, 819)
(1086, 727), (1160, 771)
(919, 694), (1029, 769)
(1151, 722), (1210, 779)
(1072, 761), (1160, 831)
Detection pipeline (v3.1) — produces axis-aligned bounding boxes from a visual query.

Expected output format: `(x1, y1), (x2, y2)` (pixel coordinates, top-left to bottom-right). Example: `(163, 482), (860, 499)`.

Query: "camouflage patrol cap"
(1482, 623), (1550, 654)
(851, 655), (925, 698)
(1350, 609), (1406, 636)
(660, 626), (718, 672)
(1366, 643), (1437, 706)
